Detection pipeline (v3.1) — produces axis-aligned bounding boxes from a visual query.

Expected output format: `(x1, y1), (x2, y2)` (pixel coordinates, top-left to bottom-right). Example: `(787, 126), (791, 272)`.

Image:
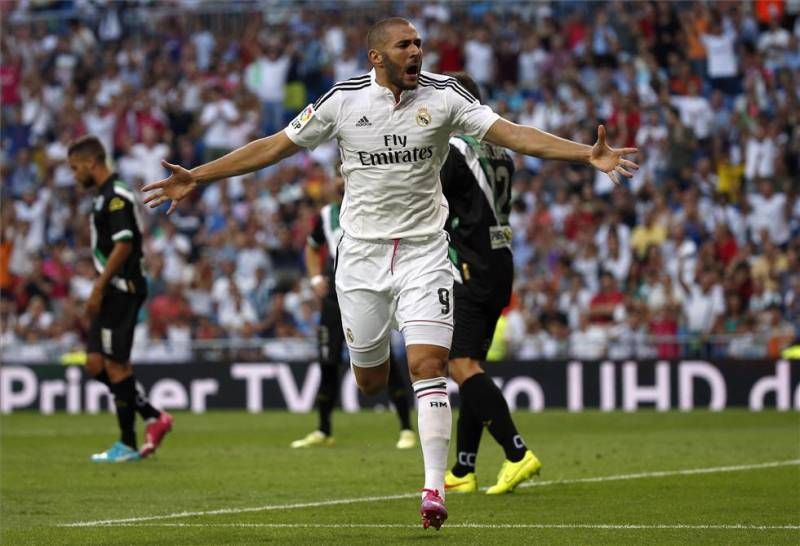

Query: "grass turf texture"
(1, 410), (798, 545)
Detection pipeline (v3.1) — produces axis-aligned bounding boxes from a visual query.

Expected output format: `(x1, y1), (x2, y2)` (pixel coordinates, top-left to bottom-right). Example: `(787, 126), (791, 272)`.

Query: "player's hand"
(86, 283), (103, 318)
(310, 275), (329, 299)
(142, 160), (198, 215)
(590, 125), (639, 186)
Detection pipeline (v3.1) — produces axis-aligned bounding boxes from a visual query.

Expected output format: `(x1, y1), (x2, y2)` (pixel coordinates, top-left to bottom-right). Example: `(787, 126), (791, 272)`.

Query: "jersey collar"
(369, 68), (418, 105)
(97, 172), (118, 191)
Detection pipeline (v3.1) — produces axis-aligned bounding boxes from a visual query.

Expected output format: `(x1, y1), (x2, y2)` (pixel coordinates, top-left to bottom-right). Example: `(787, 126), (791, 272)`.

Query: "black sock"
(134, 381), (161, 420)
(316, 365), (339, 436)
(451, 400), (482, 477)
(462, 373), (527, 463)
(95, 370), (159, 421)
(110, 376), (137, 449)
(387, 355), (412, 431)
(93, 369), (111, 387)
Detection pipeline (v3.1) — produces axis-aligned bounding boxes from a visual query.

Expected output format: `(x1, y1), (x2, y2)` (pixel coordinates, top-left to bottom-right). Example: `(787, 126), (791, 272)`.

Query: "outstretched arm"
(142, 131), (302, 213)
(484, 120), (638, 185)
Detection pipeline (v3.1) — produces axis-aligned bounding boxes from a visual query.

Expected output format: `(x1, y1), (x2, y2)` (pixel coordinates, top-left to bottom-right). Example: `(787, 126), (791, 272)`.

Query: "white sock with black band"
(413, 377), (451, 499)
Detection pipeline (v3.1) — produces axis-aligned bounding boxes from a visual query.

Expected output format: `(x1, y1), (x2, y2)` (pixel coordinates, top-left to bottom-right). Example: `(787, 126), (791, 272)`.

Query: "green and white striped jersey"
(90, 175), (147, 294)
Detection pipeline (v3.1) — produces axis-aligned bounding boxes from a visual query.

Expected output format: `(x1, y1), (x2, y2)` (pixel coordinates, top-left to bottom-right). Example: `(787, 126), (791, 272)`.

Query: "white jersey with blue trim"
(284, 69), (499, 240)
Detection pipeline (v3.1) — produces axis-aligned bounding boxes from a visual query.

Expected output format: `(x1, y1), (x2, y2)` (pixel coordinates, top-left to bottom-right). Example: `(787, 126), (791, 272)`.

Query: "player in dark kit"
(68, 135), (172, 462)
(291, 174), (416, 449)
(440, 73), (541, 494)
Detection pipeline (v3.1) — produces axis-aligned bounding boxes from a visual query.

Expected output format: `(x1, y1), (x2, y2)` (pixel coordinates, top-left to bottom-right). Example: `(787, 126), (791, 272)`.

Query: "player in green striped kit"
(69, 135), (172, 463)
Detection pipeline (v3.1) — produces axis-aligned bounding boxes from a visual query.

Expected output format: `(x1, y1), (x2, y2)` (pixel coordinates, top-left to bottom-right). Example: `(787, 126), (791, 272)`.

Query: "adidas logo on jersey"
(355, 115), (372, 127)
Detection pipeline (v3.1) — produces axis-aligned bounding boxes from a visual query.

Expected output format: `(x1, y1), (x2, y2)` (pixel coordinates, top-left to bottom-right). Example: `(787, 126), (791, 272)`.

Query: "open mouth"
(405, 64), (420, 78)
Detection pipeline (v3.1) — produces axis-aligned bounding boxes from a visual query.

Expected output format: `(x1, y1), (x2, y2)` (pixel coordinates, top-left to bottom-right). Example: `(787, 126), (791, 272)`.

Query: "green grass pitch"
(1, 410), (798, 545)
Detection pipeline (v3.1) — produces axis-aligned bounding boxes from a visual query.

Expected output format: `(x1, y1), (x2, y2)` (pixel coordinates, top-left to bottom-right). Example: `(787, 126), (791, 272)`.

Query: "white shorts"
(335, 232), (454, 367)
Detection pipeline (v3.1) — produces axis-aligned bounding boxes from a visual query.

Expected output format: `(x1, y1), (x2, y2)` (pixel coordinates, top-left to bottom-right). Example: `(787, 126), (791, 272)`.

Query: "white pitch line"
(60, 459), (800, 528)
(515, 459), (800, 491)
(85, 523), (800, 531)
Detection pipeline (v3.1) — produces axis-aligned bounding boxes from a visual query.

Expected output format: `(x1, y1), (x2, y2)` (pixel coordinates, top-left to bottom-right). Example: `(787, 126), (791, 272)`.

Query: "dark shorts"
(87, 289), (146, 363)
(450, 280), (509, 361)
(318, 296), (345, 367)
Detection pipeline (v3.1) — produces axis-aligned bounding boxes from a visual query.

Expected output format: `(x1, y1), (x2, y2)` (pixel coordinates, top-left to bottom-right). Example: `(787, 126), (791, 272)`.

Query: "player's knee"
(104, 360), (133, 383)
(357, 373), (388, 396)
(353, 362), (389, 395)
(448, 358), (484, 386)
(408, 356), (447, 381)
(85, 353), (104, 377)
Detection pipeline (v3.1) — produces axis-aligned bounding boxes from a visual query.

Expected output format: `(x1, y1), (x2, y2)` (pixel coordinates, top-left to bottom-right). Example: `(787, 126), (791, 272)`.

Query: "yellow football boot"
(290, 430), (335, 448)
(444, 470), (478, 493)
(486, 450), (542, 495)
(396, 429), (417, 449)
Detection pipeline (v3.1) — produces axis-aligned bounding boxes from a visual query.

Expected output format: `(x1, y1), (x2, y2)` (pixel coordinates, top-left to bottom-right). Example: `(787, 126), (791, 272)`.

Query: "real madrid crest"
(416, 106), (431, 127)
(346, 328), (354, 343)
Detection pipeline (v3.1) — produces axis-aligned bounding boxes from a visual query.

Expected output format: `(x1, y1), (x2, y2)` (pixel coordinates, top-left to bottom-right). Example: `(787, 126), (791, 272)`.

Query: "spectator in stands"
(630, 208), (667, 259)
(245, 39), (291, 136)
(570, 312), (608, 360)
(218, 281), (258, 337)
(678, 265), (725, 355)
(747, 178), (790, 247)
(199, 84), (239, 162)
(588, 271), (625, 326)
(130, 126), (170, 189)
(701, 15), (740, 96)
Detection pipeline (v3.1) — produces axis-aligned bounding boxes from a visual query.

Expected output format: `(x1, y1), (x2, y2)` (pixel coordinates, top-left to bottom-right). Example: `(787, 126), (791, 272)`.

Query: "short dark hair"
(67, 135), (106, 163)
(444, 71), (482, 103)
(367, 17), (412, 51)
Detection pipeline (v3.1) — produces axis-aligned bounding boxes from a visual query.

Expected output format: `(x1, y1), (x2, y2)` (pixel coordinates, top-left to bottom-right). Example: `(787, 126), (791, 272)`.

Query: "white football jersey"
(285, 69), (499, 240)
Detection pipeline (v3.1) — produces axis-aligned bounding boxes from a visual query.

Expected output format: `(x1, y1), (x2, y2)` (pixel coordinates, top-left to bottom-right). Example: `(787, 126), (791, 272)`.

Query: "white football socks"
(413, 377), (451, 499)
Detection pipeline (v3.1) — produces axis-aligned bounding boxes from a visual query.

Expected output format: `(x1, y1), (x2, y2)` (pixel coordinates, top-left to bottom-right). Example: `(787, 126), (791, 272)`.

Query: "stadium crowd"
(1, 0), (798, 363)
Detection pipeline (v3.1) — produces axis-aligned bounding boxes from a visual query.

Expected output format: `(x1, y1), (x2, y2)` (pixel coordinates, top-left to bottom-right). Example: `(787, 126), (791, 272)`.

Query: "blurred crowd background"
(1, 0), (798, 364)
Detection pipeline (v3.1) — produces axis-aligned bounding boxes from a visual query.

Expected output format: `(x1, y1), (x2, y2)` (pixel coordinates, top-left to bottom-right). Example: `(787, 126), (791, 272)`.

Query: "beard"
(78, 174), (95, 189)
(383, 55), (419, 91)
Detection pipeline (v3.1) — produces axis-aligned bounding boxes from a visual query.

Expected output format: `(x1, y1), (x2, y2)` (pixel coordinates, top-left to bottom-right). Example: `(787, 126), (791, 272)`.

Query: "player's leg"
(90, 291), (170, 462)
(86, 350), (161, 422)
(395, 233), (454, 529)
(387, 351), (415, 448)
(85, 352), (110, 385)
(105, 358), (138, 451)
(115, 294), (173, 458)
(450, 357), (542, 495)
(449, 287), (540, 494)
(335, 235), (393, 396)
(445, 359), (483, 492)
(445, 289), (486, 490)
(86, 294), (138, 462)
(317, 298), (343, 434)
(292, 296), (341, 447)
(406, 343), (451, 489)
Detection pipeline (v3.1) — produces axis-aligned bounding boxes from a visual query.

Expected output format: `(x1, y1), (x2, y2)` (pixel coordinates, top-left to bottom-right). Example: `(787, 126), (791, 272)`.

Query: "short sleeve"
(446, 85), (500, 141)
(440, 142), (471, 197)
(108, 189), (136, 242)
(284, 92), (339, 150)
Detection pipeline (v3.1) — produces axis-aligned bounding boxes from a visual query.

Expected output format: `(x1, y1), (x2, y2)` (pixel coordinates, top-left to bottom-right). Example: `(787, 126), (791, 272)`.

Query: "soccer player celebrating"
(143, 17), (636, 528)
(292, 173), (416, 450)
(440, 73), (540, 494)
(68, 136), (172, 462)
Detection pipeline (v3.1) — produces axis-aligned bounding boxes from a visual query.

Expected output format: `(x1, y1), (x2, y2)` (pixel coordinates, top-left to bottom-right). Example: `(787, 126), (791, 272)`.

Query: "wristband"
(310, 275), (325, 287)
